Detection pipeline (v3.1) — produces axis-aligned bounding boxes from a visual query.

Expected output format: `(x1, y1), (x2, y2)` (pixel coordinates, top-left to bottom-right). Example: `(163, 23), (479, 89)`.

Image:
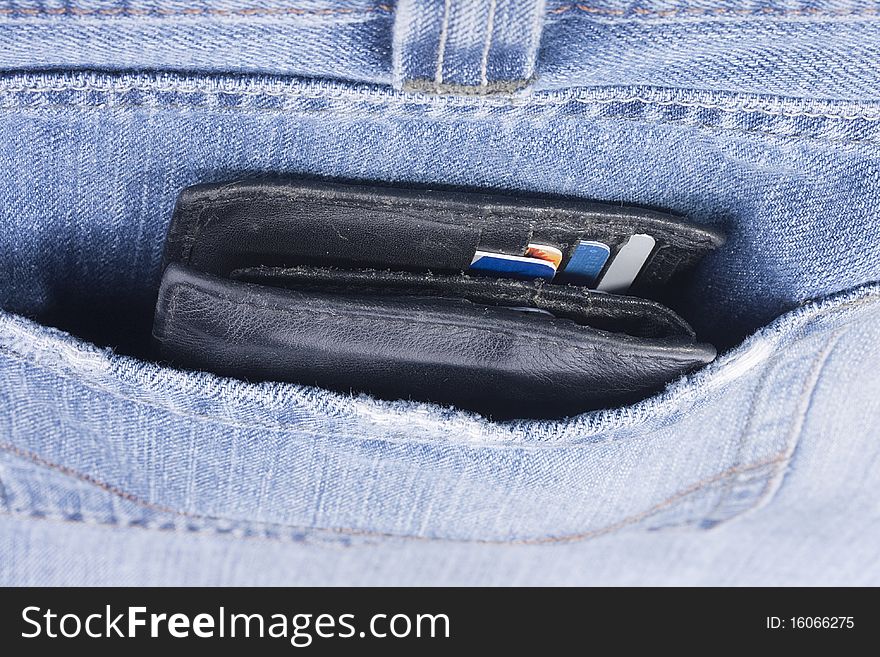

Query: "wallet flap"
(154, 264), (716, 419)
(163, 179), (724, 296)
(230, 265), (697, 339)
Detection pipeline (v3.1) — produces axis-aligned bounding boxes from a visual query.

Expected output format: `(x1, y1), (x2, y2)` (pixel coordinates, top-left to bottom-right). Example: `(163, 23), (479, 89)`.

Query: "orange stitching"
(548, 4), (880, 19)
(1, 442), (180, 515)
(0, 5), (393, 19)
(0, 440), (787, 545)
(752, 330), (844, 506)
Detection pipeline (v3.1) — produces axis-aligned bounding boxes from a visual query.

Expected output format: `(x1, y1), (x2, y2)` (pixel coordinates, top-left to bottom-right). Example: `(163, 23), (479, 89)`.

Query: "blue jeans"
(1, 0), (879, 585)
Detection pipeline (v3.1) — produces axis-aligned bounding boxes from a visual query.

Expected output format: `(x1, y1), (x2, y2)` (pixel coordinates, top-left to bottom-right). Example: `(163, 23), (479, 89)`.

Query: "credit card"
(469, 251), (558, 280)
(524, 243), (563, 269)
(558, 240), (611, 286)
(595, 234), (656, 293)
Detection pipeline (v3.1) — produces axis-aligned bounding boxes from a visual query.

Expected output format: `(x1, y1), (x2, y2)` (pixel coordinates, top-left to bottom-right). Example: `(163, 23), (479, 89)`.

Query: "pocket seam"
(0, 440), (791, 545)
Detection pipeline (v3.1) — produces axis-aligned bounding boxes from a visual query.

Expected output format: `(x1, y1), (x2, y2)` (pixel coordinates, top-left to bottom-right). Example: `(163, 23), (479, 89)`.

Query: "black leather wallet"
(153, 179), (723, 418)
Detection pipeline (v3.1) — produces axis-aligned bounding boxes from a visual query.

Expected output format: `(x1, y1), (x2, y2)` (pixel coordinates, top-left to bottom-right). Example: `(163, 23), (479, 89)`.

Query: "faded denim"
(1, 0), (879, 585)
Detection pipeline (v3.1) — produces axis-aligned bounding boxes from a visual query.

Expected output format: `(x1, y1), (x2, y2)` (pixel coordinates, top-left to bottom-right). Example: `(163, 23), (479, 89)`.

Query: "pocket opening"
(2, 284), (875, 542)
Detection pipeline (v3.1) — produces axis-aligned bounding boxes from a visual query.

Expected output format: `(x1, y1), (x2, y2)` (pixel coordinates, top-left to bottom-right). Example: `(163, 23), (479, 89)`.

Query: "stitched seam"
(0, 4), (870, 21)
(163, 280), (704, 365)
(1, 442), (178, 515)
(4, 91), (880, 143)
(434, 0), (453, 89)
(3, 77), (879, 122)
(704, 327), (783, 519)
(231, 267), (690, 335)
(404, 79), (531, 93)
(6, 96), (878, 148)
(523, 0), (547, 80)
(0, 440), (788, 544)
(0, 5), (394, 19)
(6, 96), (879, 148)
(0, 510), (368, 549)
(548, 4), (880, 20)
(480, 0), (498, 88)
(749, 329), (844, 510)
(678, 323), (845, 528)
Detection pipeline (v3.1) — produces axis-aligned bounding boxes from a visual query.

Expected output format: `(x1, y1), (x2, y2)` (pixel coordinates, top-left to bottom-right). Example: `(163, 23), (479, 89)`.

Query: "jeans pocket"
(1, 284), (876, 544)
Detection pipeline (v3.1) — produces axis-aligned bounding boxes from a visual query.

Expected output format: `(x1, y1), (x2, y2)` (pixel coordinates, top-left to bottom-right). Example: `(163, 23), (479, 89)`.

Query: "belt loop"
(392, 0), (547, 95)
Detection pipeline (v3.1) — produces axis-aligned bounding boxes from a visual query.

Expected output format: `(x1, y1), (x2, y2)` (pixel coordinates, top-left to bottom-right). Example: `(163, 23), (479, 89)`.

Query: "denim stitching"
(0, 3), (872, 21)
(402, 79), (531, 93)
(748, 328), (845, 513)
(3, 83), (880, 129)
(2, 76), (879, 122)
(479, 0), (498, 88)
(703, 327), (782, 520)
(434, 0), (453, 88)
(5, 97), (879, 148)
(523, 0), (546, 80)
(1, 511), (371, 548)
(662, 326), (845, 529)
(548, 4), (880, 20)
(0, 5), (394, 19)
(0, 440), (789, 544)
(708, 327), (843, 530)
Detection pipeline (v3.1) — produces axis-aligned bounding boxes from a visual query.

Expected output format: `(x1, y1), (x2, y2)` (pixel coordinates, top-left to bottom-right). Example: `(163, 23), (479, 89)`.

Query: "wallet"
(152, 179), (724, 418)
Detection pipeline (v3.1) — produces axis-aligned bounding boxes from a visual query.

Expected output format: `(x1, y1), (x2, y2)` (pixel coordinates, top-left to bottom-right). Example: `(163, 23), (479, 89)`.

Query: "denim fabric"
(393, 0), (546, 92)
(0, 1), (395, 81)
(1, 0), (879, 585)
(2, 285), (879, 583)
(538, 1), (880, 97)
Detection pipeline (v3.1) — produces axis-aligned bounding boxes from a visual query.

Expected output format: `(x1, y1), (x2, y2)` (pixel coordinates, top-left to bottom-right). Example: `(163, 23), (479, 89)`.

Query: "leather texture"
(163, 178), (725, 297)
(154, 179), (722, 418)
(154, 264), (717, 419)
(231, 265), (697, 339)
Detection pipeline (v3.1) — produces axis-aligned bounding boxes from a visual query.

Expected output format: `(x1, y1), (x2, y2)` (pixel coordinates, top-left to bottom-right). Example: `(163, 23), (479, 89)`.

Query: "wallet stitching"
(175, 189), (720, 269)
(179, 195), (496, 268)
(160, 281), (709, 365)
(232, 266), (692, 337)
(236, 265), (691, 321)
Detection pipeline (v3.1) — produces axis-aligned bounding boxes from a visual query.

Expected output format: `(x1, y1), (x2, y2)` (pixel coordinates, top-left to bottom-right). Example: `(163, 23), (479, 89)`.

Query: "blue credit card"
(469, 251), (558, 280)
(558, 240), (611, 286)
